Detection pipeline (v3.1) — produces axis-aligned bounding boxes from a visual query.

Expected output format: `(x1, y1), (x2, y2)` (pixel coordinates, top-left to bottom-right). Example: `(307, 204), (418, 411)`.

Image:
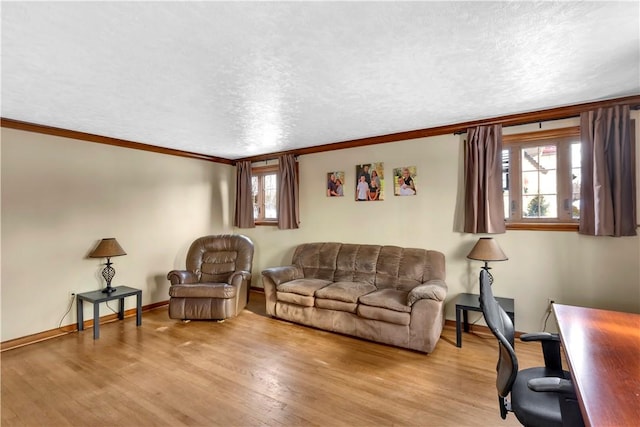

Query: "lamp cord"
(58, 294), (76, 329)
(58, 294), (119, 331)
(105, 301), (118, 315)
(542, 309), (552, 332)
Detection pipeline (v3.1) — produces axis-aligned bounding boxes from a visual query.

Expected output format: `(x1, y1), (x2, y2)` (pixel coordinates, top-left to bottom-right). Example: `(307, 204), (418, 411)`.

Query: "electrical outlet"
(69, 290), (76, 299)
(546, 297), (557, 311)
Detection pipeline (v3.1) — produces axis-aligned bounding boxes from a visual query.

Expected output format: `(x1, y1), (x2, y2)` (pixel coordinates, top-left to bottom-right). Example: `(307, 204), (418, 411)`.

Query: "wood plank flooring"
(1, 292), (545, 426)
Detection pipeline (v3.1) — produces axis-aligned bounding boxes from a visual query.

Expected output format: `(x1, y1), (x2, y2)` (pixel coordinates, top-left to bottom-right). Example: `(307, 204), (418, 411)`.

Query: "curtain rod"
(452, 115), (579, 135)
(454, 103), (640, 135)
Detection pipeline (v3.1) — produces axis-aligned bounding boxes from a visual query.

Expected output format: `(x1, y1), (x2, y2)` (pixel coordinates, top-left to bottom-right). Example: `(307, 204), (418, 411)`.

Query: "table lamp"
(89, 238), (127, 293)
(466, 237), (508, 285)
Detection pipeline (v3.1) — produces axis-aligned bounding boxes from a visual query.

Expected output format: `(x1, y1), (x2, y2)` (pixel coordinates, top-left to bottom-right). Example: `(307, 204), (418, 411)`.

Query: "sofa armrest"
(261, 265), (302, 317)
(167, 270), (199, 285)
(261, 265), (303, 286)
(407, 279), (447, 306)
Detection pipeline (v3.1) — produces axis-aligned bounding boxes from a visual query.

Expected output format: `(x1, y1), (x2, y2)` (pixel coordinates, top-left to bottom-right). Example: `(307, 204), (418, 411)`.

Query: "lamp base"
(102, 285), (117, 294)
(101, 260), (118, 293)
(482, 266), (495, 285)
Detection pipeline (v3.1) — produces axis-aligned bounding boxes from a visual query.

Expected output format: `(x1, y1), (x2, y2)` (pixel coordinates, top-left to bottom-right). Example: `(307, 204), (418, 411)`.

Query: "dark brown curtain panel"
(464, 124), (505, 234)
(234, 160), (255, 228)
(580, 106), (636, 236)
(277, 154), (300, 229)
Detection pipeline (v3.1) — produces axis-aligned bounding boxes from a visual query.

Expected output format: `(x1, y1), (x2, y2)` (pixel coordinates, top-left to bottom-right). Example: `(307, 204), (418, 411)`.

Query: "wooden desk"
(553, 304), (640, 427)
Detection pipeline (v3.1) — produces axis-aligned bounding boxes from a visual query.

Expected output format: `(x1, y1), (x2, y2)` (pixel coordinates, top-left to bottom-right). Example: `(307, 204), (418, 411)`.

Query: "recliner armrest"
(167, 270), (199, 285)
(527, 377), (576, 395)
(228, 270), (251, 285)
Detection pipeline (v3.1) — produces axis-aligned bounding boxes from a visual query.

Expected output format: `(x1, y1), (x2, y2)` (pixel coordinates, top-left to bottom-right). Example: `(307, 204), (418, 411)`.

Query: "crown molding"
(0, 118), (234, 165)
(237, 94), (640, 162)
(3, 94), (639, 165)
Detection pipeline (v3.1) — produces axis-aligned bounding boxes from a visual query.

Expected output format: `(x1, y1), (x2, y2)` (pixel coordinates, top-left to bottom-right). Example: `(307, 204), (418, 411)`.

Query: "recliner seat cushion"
(276, 278), (331, 296)
(314, 281), (376, 303)
(169, 283), (237, 299)
(358, 289), (411, 313)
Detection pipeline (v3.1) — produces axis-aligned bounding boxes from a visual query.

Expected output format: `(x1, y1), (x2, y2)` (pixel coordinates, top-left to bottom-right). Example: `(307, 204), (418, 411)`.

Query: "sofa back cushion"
(291, 242), (445, 291)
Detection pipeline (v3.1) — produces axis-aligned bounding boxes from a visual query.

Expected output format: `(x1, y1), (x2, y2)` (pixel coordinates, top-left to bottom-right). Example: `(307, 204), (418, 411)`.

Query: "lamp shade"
(467, 237), (508, 262)
(89, 238), (127, 258)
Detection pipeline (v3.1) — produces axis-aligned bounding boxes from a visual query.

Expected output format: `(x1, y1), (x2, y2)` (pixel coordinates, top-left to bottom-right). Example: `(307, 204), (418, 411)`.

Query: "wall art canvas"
(394, 166), (417, 196)
(355, 162), (384, 201)
(327, 171), (345, 197)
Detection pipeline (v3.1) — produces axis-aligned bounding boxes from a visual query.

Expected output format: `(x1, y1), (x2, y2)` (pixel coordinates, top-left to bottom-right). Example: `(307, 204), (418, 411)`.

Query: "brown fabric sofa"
(261, 242), (447, 353)
(167, 234), (253, 320)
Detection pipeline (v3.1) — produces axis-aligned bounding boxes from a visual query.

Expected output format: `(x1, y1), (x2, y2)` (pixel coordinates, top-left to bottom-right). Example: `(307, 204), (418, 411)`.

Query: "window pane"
(571, 143), (581, 219)
(521, 145), (557, 218)
(502, 149), (510, 219)
(264, 174), (277, 219)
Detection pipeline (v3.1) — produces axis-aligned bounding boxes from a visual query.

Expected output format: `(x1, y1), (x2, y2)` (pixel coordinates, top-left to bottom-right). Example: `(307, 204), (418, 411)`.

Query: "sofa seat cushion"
(169, 283), (236, 299)
(276, 292), (315, 307)
(314, 281), (377, 303)
(277, 278), (331, 296)
(358, 289), (411, 313)
(357, 304), (411, 326)
(315, 298), (357, 313)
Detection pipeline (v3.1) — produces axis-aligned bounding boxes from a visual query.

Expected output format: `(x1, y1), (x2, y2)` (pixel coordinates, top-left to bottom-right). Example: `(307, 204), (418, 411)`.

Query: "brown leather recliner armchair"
(167, 234), (254, 320)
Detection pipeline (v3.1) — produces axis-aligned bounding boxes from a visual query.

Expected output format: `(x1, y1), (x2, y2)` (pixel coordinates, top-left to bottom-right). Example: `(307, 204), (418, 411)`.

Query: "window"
(503, 127), (581, 230)
(251, 165), (278, 224)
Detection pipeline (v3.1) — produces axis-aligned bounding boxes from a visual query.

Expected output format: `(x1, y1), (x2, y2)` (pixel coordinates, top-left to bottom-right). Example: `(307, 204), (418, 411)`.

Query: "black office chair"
(478, 270), (584, 427)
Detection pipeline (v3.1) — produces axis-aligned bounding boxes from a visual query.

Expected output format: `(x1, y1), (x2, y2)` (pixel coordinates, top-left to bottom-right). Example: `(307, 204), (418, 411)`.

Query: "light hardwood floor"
(1, 292), (544, 426)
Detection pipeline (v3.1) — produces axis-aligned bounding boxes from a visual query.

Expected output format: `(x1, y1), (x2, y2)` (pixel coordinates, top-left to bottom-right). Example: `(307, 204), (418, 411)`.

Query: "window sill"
(506, 222), (579, 232)
(255, 220), (278, 226)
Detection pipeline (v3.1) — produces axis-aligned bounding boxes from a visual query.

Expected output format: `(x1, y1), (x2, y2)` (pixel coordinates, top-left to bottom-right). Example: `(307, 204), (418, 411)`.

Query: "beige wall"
(239, 114), (640, 333)
(2, 112), (639, 342)
(1, 128), (234, 341)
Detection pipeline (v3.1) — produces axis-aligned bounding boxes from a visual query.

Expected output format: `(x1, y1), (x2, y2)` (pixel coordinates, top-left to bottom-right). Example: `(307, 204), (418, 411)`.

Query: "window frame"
(503, 126), (581, 231)
(251, 164), (279, 226)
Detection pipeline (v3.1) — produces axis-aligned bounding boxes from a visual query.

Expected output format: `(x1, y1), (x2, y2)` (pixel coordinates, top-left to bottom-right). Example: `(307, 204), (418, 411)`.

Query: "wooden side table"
(454, 292), (514, 348)
(76, 286), (142, 339)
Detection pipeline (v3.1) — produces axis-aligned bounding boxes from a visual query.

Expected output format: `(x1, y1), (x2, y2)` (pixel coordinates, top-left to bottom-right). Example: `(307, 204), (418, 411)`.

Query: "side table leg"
(136, 292), (142, 326)
(118, 298), (125, 320)
(456, 306), (462, 348)
(463, 309), (469, 332)
(77, 299), (84, 331)
(93, 303), (100, 339)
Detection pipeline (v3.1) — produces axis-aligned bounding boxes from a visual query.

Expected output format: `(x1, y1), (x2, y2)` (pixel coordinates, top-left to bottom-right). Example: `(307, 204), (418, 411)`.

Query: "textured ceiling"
(2, 1), (639, 160)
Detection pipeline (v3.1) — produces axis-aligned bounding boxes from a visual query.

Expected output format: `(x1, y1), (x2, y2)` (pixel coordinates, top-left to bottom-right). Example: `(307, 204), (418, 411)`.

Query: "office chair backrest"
(479, 270), (518, 418)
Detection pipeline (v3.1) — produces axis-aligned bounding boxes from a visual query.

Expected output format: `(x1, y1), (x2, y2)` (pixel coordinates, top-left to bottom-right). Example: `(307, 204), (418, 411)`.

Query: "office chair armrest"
(520, 332), (560, 342)
(527, 377), (576, 395)
(520, 332), (563, 370)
